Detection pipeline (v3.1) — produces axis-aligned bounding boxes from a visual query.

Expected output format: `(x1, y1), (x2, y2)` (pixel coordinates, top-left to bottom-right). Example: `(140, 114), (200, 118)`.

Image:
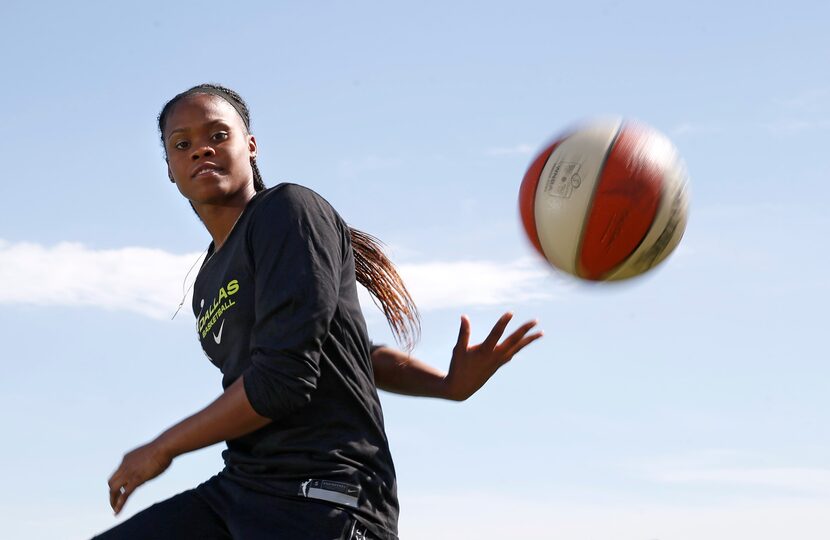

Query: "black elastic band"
(183, 87), (249, 129)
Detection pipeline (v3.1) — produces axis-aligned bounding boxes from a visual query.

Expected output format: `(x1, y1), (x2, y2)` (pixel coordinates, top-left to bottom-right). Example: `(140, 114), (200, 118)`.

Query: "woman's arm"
(372, 312), (543, 401)
(106, 376), (269, 515)
(107, 187), (350, 515)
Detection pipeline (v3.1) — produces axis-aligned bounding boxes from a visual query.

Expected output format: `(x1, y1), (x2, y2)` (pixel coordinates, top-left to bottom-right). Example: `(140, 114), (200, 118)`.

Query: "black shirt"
(192, 183), (398, 539)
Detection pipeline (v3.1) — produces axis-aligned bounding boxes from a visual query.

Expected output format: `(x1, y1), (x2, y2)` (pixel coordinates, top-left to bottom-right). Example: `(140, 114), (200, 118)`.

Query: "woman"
(95, 84), (542, 540)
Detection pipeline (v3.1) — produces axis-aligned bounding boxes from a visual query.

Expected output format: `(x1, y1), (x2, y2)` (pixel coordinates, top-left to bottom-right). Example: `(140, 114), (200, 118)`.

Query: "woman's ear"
(249, 134), (257, 159)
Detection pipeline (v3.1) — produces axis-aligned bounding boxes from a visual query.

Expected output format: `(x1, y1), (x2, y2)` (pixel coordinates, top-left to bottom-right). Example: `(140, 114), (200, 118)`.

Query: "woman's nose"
(191, 145), (216, 160)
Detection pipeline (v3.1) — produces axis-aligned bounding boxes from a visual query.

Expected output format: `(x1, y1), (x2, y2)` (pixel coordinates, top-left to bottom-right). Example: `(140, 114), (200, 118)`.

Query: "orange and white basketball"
(519, 119), (689, 281)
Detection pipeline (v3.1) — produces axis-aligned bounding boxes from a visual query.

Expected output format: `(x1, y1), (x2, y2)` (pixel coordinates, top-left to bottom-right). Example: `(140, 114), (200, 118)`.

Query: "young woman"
(94, 84), (541, 540)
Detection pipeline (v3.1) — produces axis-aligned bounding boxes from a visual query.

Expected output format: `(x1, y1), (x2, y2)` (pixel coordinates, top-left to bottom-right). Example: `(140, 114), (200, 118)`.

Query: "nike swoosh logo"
(212, 319), (225, 344)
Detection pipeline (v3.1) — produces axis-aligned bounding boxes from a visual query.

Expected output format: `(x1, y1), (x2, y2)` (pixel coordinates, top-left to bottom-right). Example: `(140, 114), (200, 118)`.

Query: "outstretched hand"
(107, 441), (172, 515)
(442, 312), (543, 401)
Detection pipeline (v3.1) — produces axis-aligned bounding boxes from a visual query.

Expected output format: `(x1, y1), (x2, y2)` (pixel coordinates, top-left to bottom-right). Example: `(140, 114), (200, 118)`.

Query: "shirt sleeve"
(241, 184), (346, 420)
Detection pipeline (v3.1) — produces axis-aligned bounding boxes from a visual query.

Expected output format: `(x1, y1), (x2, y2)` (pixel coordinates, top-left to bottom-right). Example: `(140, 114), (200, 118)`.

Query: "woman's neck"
(195, 187), (257, 251)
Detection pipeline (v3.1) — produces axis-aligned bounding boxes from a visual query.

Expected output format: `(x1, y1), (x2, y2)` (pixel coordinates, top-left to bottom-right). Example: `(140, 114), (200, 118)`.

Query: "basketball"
(519, 119), (690, 281)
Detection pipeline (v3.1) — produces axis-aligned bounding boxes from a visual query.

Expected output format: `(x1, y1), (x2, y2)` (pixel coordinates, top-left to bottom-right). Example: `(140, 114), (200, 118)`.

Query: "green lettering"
(227, 279), (239, 295)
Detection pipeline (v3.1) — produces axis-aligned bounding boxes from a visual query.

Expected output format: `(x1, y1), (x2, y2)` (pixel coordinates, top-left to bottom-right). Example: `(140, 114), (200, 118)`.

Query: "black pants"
(91, 475), (374, 540)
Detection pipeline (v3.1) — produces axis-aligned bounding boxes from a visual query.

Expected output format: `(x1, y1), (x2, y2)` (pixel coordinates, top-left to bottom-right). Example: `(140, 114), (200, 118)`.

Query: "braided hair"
(158, 83), (420, 349)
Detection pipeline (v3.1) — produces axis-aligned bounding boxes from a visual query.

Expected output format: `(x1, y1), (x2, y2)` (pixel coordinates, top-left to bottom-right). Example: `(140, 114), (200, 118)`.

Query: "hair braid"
(350, 228), (420, 350)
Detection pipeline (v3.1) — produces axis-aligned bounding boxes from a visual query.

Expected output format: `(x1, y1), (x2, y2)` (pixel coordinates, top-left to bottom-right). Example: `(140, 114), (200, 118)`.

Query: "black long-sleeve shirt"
(192, 183), (398, 539)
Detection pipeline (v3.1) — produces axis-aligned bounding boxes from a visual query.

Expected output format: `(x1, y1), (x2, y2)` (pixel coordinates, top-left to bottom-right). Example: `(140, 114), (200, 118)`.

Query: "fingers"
(453, 315), (471, 353)
(108, 476), (141, 515)
(499, 319), (540, 351)
(504, 331), (544, 359)
(482, 312), (514, 349)
(109, 484), (119, 512)
(114, 481), (137, 515)
(108, 470), (124, 511)
(109, 482), (122, 513)
(108, 462), (143, 515)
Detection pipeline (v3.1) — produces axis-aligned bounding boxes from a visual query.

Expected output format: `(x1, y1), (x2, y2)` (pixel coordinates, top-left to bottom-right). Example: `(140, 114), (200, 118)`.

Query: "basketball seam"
(627, 179), (687, 273)
(601, 138), (669, 280)
(522, 143), (559, 257)
(573, 122), (623, 279)
(602, 189), (664, 279)
(606, 157), (686, 279)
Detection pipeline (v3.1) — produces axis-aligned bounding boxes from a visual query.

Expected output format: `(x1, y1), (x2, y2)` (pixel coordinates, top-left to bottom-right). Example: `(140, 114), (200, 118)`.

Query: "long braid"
(350, 228), (420, 351)
(158, 83), (420, 348)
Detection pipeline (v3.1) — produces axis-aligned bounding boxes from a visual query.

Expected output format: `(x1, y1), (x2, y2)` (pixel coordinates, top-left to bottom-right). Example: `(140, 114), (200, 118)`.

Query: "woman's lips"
(191, 163), (224, 178)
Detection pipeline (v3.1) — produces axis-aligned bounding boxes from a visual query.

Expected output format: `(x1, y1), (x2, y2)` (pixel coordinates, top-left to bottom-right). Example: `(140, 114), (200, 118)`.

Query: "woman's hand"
(442, 312), (543, 401)
(107, 441), (173, 515)
(104, 377), (271, 516)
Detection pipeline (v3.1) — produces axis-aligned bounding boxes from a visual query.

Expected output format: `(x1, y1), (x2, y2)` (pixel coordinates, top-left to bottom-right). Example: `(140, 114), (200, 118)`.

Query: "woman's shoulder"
(246, 182), (345, 233)
(251, 183), (336, 215)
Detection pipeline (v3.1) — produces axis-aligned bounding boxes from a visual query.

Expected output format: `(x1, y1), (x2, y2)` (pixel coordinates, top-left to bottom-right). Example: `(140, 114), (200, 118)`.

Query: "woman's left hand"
(107, 441), (173, 515)
(442, 312), (543, 401)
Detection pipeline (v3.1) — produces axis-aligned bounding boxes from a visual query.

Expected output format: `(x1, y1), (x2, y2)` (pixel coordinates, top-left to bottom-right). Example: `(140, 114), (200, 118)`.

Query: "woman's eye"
(174, 140), (190, 150)
(212, 132), (229, 141)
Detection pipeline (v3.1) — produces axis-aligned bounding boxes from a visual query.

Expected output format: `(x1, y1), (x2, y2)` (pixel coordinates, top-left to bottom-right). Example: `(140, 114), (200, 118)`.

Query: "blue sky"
(2, 1), (829, 538)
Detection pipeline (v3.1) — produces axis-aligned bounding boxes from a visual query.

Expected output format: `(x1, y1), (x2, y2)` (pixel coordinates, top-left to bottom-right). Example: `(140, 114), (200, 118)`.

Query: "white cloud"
(0, 240), (560, 320)
(14, 491), (830, 540)
(670, 122), (720, 136)
(0, 239), (204, 320)
(760, 118), (830, 134)
(641, 450), (830, 496)
(775, 88), (830, 111)
(358, 257), (561, 314)
(397, 258), (557, 310)
(649, 465), (830, 496)
(337, 155), (401, 177)
(486, 143), (536, 156)
(399, 491), (830, 540)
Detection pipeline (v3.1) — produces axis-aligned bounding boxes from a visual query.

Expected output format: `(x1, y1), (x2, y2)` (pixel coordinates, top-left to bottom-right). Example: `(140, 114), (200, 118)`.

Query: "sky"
(1, 1), (829, 538)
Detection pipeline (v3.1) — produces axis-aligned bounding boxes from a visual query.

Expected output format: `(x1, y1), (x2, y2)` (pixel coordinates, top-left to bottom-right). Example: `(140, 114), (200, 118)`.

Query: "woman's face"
(163, 93), (257, 207)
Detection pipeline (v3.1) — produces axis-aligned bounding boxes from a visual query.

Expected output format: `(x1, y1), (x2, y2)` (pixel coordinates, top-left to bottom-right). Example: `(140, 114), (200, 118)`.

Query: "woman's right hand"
(107, 441), (173, 515)
(441, 312), (543, 401)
